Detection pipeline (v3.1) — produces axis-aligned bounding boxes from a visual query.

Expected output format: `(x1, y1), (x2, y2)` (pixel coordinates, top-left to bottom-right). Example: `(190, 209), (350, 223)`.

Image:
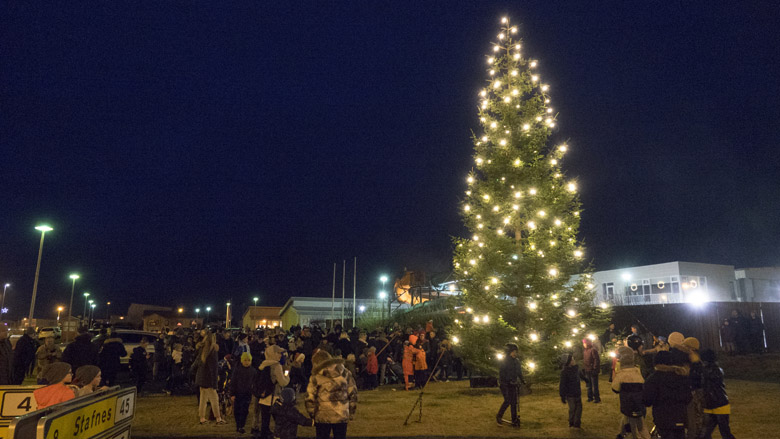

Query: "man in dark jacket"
(62, 328), (99, 372)
(12, 328), (37, 384)
(582, 338), (601, 403)
(0, 326), (13, 385)
(699, 349), (735, 439)
(98, 333), (127, 386)
(643, 351), (692, 439)
(496, 343), (523, 427)
(130, 337), (150, 394)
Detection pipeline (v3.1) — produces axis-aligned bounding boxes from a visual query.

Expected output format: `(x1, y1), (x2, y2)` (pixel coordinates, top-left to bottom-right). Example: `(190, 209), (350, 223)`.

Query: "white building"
(734, 267), (780, 302)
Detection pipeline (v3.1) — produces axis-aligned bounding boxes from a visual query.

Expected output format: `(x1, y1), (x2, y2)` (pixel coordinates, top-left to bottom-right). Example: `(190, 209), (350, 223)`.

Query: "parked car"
(93, 329), (157, 365)
(38, 327), (61, 340)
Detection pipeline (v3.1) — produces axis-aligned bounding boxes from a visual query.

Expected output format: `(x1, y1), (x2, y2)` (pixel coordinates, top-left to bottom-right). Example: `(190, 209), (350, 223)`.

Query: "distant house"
(127, 303), (174, 329)
(142, 310), (201, 332)
(241, 306), (283, 330)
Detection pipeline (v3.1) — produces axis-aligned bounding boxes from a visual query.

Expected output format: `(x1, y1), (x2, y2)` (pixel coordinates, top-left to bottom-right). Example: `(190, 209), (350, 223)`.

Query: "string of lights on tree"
(450, 16), (609, 376)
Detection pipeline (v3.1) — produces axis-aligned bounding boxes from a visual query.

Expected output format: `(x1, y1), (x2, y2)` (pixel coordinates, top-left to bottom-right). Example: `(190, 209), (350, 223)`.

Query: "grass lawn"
(133, 375), (779, 438)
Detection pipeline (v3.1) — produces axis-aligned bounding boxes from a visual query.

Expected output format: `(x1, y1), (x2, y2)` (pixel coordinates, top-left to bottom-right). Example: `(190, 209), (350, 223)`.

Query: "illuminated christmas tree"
(451, 16), (608, 377)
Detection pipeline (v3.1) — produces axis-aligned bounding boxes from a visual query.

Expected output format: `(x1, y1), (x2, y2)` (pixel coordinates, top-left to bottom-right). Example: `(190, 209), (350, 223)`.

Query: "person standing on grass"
(35, 337), (62, 378)
(230, 352), (256, 434)
(196, 332), (225, 425)
(402, 340), (415, 391)
(306, 350), (357, 439)
(698, 349), (736, 439)
(365, 346), (378, 390)
(412, 338), (428, 390)
(98, 331), (126, 387)
(496, 343), (523, 428)
(583, 337), (601, 403)
(272, 387), (314, 439)
(254, 344), (289, 439)
(130, 337), (150, 395)
(559, 352), (582, 429)
(13, 328), (37, 384)
(612, 346), (650, 439)
(643, 351), (691, 439)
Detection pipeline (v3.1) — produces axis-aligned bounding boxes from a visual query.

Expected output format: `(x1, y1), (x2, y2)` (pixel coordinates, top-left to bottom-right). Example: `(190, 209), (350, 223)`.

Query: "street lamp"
(226, 302), (231, 328)
(378, 291), (387, 321)
(379, 275), (389, 323)
(205, 306), (211, 325)
(253, 297), (259, 307)
(82, 292), (90, 323)
(29, 225), (53, 323)
(66, 274), (79, 341)
(178, 307), (184, 314)
(1, 283), (9, 321)
(57, 306), (64, 322)
(90, 303), (96, 328)
(195, 308), (200, 319)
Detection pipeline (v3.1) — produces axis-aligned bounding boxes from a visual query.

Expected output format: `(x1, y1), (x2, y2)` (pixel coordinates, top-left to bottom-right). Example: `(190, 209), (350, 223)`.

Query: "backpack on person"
(253, 366), (275, 399)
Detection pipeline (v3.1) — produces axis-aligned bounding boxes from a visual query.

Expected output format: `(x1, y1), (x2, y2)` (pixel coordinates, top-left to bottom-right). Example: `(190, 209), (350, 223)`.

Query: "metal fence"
(609, 301), (780, 352)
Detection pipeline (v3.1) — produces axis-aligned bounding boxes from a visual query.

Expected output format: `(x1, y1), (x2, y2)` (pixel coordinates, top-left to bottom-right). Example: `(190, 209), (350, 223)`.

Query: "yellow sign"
(43, 390), (134, 439)
(0, 387), (40, 439)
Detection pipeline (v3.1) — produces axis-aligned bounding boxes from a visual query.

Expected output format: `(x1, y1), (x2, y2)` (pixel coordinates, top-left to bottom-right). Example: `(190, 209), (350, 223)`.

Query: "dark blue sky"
(2, 2), (779, 320)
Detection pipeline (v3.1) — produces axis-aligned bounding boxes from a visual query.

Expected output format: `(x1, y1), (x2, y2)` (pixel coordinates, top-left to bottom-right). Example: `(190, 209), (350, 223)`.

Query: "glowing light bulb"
(512, 204), (519, 210)
(487, 57), (494, 64)
(491, 277), (498, 284)
(503, 217), (511, 224)
(529, 188), (537, 195)
(493, 45), (500, 52)
(512, 89), (519, 96)
(574, 250), (583, 258)
(469, 259), (476, 266)
(547, 108), (553, 113)
(496, 229), (503, 235)
(482, 194), (489, 200)
(567, 309), (576, 317)
(527, 221), (536, 229)
(537, 210), (546, 217)
(480, 90), (487, 97)
(513, 53), (520, 60)
(541, 84), (549, 91)
(549, 240), (556, 246)
(511, 70), (518, 76)
(559, 145), (567, 152)
(474, 316), (480, 323)
(548, 268), (558, 277)
(554, 219), (562, 226)
(530, 60), (537, 68)
(493, 205), (499, 212)
(529, 332), (539, 341)
(481, 136), (488, 141)
(501, 17), (508, 23)
(493, 80), (502, 89)
(490, 121), (497, 129)
(477, 223), (484, 229)
(489, 70), (495, 76)
(482, 315), (489, 323)
(466, 307), (473, 313)
(503, 96), (511, 103)
(600, 302), (609, 309)
(514, 159), (521, 166)
(472, 234), (479, 241)
(499, 139), (507, 145)
(531, 75), (539, 82)
(510, 27), (517, 34)
(464, 205), (471, 211)
(498, 33), (505, 40)
(550, 159), (558, 165)
(522, 123), (530, 131)
(564, 341), (572, 348)
(567, 182), (577, 192)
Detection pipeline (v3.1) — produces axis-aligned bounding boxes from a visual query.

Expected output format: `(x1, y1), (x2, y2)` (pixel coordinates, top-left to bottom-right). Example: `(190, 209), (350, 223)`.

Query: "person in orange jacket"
(402, 340), (415, 390)
(412, 339), (427, 390)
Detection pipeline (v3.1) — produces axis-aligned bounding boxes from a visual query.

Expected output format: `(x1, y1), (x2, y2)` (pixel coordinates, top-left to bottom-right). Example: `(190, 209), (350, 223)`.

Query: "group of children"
(558, 333), (735, 439)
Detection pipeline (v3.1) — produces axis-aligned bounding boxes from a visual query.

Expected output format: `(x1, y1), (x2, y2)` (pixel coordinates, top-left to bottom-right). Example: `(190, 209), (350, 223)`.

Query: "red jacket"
(366, 353), (378, 375)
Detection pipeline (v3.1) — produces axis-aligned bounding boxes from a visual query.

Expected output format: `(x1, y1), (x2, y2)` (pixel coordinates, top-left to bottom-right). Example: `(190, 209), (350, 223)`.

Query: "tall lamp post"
(253, 297), (258, 307)
(205, 306), (211, 325)
(378, 291), (387, 321)
(67, 274), (79, 341)
(57, 306), (64, 322)
(82, 293), (90, 324)
(379, 275), (389, 322)
(90, 303), (96, 328)
(1, 283), (9, 322)
(29, 225), (53, 324)
(225, 302), (231, 328)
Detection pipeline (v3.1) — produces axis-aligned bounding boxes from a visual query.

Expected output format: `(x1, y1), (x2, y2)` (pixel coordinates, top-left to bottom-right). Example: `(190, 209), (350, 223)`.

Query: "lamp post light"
(226, 302), (231, 328)
(378, 291), (387, 321)
(66, 274), (79, 341)
(253, 297), (259, 307)
(90, 303), (96, 329)
(82, 292), (90, 324)
(57, 306), (64, 322)
(205, 306), (211, 325)
(1, 283), (9, 322)
(106, 302), (111, 321)
(379, 275), (389, 323)
(29, 225), (53, 324)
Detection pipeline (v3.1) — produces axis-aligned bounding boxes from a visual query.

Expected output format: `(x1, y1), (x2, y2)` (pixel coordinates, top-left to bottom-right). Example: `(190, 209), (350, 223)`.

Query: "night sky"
(2, 2), (779, 320)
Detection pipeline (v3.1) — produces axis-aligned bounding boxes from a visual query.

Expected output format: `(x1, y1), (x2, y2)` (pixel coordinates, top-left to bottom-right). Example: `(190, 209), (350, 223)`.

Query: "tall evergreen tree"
(451, 16), (608, 376)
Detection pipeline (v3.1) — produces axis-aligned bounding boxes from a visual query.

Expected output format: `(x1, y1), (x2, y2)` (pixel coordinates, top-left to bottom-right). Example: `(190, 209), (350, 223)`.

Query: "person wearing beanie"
(72, 365), (105, 397)
(642, 351), (691, 439)
(698, 349), (735, 439)
(271, 387), (313, 439)
(305, 347), (358, 439)
(33, 362), (75, 408)
(230, 352), (256, 434)
(559, 352), (582, 429)
(252, 344), (289, 437)
(402, 340), (415, 391)
(365, 346), (379, 390)
(681, 337), (704, 439)
(612, 347), (650, 439)
(496, 343), (523, 428)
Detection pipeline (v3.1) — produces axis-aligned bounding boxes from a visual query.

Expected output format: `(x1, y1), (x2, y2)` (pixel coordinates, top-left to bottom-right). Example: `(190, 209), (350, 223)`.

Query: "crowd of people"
(719, 310), (765, 355)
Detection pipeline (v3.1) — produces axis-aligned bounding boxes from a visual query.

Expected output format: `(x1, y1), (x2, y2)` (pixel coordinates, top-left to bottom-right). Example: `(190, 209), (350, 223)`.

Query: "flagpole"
(341, 260), (345, 326)
(353, 257), (357, 327)
(331, 263), (336, 327)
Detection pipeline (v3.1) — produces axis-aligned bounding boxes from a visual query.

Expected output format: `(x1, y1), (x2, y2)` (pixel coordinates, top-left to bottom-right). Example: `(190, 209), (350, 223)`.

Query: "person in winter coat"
(747, 311), (764, 354)
(72, 365), (105, 397)
(643, 351), (692, 439)
(698, 349), (735, 439)
(497, 343), (523, 428)
(272, 387), (314, 439)
(35, 336), (62, 378)
(13, 328), (37, 384)
(336, 332), (353, 359)
(365, 346), (378, 390)
(582, 338), (601, 403)
(412, 339), (427, 390)
(130, 338), (150, 394)
(196, 332), (225, 425)
(559, 352), (582, 429)
(33, 362), (75, 408)
(98, 333), (126, 386)
(62, 328), (99, 372)
(402, 340), (415, 391)
(682, 337), (704, 439)
(230, 352), (256, 434)
(611, 346), (650, 439)
(254, 344), (289, 438)
(306, 350), (357, 439)
(0, 326), (13, 385)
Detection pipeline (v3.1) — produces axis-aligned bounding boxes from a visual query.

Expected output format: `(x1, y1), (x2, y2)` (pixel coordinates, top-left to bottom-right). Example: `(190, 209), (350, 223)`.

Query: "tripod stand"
(403, 348), (445, 426)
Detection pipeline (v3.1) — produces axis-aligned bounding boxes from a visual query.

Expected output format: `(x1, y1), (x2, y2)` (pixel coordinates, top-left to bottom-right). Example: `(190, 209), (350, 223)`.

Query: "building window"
(603, 283), (614, 301)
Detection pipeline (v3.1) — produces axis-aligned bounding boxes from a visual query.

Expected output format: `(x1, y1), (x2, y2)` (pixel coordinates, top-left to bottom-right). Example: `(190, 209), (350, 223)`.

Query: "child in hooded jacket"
(643, 351), (692, 439)
(230, 352), (256, 434)
(365, 346), (378, 390)
(559, 352), (582, 429)
(611, 346), (650, 439)
(271, 387), (313, 439)
(698, 349), (735, 439)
